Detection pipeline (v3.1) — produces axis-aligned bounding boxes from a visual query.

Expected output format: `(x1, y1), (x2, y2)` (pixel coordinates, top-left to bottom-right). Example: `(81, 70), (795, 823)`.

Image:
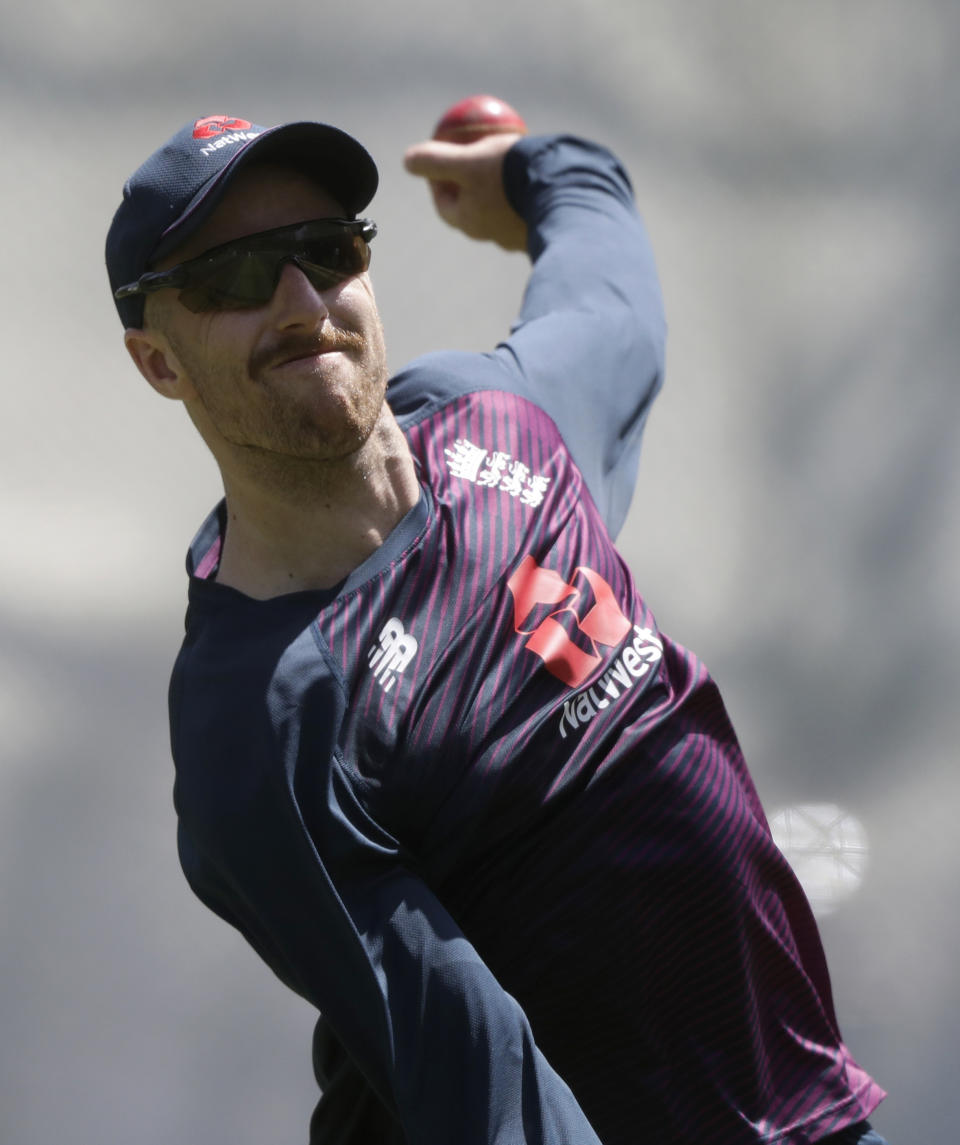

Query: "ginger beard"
(166, 286), (391, 490)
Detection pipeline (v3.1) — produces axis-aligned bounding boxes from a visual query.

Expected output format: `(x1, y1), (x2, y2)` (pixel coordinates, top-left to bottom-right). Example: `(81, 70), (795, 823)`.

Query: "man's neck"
(213, 410), (420, 600)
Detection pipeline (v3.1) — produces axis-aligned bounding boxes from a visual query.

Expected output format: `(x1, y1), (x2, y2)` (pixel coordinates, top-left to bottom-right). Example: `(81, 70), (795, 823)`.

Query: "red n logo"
(506, 555), (632, 688)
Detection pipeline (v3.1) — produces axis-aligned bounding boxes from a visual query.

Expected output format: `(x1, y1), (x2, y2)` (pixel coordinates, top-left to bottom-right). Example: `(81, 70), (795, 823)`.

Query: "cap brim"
(152, 121), (379, 263)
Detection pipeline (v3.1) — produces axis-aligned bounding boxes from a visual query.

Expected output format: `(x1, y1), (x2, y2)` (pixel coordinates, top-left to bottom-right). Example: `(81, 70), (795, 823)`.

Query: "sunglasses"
(114, 217), (377, 314)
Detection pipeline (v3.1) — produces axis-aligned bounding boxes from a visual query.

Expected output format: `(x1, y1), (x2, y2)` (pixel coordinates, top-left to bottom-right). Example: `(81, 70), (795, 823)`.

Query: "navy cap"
(105, 114), (379, 328)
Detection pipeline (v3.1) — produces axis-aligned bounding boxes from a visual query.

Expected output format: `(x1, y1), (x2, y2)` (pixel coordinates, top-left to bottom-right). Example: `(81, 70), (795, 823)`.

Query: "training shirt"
(169, 135), (886, 1144)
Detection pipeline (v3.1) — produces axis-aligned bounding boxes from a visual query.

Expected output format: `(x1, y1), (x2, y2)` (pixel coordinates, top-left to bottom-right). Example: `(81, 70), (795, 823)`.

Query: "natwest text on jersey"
(558, 625), (663, 739)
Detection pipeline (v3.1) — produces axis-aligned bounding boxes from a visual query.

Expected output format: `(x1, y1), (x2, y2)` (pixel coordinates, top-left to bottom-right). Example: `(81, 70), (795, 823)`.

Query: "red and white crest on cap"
(192, 115), (253, 141)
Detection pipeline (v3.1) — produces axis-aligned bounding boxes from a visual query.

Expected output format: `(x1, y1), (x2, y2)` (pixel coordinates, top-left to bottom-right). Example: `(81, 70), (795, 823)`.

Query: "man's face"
(144, 163), (389, 467)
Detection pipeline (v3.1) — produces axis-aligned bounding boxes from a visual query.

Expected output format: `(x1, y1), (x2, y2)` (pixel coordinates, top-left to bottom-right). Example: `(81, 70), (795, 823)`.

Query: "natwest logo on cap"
(192, 115), (254, 141)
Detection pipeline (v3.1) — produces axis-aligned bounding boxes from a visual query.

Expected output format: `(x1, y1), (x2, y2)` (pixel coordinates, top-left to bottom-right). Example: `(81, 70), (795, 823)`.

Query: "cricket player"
(105, 110), (889, 1144)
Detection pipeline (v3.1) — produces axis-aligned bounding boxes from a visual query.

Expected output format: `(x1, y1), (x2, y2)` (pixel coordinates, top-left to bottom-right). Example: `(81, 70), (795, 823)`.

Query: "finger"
(403, 140), (471, 180)
(404, 133), (524, 180)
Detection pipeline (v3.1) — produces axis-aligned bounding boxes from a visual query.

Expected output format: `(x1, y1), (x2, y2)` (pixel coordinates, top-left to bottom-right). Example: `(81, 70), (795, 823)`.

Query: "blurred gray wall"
(2, 2), (956, 1141)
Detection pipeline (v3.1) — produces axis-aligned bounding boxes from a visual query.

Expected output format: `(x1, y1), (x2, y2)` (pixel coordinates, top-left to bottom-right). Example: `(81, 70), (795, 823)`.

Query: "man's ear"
(123, 327), (197, 401)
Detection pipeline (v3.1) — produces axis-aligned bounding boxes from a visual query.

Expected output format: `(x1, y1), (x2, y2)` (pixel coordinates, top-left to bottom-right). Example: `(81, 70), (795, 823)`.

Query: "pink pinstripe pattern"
(303, 388), (884, 1143)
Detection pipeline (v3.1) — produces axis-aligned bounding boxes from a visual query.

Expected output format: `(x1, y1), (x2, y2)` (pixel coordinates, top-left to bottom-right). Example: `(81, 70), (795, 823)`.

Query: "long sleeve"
(500, 134), (666, 536)
(388, 134), (666, 538)
(172, 619), (602, 1145)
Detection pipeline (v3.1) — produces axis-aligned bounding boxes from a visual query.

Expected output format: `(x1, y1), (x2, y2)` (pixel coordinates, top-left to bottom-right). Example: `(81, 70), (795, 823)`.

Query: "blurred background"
(2, 2), (956, 1141)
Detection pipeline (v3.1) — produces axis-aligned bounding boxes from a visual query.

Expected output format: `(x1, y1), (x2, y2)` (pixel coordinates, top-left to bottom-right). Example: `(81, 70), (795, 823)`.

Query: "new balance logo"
(368, 618), (418, 693)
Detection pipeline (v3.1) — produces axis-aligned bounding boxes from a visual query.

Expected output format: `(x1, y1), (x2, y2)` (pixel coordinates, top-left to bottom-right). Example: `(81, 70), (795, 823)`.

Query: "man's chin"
(237, 422), (373, 465)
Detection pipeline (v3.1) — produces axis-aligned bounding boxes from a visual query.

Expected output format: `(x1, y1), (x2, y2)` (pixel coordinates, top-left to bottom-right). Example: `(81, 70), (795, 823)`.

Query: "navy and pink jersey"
(169, 136), (885, 1144)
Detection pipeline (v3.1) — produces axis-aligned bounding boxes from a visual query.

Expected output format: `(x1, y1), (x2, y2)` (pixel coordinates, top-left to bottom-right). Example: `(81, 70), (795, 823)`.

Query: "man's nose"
(269, 260), (331, 325)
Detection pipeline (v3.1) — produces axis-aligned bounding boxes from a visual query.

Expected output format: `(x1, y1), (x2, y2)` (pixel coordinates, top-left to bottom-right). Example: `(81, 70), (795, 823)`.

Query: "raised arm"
(403, 131), (666, 537)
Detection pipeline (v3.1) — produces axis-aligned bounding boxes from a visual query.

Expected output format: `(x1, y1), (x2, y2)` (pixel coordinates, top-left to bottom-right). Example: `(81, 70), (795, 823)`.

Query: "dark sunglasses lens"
(177, 250), (278, 313)
(297, 234), (372, 292)
(177, 232), (372, 313)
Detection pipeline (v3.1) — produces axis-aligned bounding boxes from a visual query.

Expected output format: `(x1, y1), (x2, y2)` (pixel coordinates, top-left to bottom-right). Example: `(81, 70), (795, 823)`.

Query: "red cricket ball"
(433, 94), (528, 143)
